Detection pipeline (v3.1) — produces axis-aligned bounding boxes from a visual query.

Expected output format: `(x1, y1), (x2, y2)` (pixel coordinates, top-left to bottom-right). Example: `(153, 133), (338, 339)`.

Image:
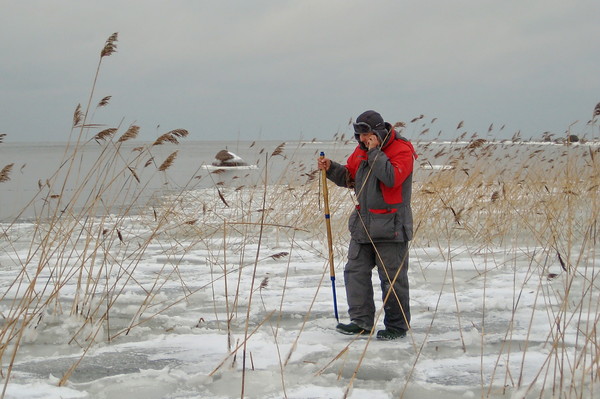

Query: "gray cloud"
(1, 0), (599, 143)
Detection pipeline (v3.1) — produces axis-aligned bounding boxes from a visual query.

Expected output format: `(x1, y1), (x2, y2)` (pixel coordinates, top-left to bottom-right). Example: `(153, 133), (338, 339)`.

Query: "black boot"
(376, 328), (407, 340)
(336, 322), (371, 335)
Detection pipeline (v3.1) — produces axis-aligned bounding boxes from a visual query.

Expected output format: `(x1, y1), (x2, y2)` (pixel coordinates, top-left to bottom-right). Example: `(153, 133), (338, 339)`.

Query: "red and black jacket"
(326, 129), (417, 243)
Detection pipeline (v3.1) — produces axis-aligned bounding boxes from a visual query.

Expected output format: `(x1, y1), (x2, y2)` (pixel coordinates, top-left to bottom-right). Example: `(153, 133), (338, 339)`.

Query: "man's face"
(359, 132), (376, 145)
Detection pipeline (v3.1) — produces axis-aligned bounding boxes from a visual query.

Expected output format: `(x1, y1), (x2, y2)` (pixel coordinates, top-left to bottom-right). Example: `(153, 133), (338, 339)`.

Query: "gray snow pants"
(344, 239), (410, 331)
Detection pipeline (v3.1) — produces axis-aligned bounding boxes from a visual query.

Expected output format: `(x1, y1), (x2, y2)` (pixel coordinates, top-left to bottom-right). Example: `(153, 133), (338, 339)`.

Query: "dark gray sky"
(1, 0), (599, 143)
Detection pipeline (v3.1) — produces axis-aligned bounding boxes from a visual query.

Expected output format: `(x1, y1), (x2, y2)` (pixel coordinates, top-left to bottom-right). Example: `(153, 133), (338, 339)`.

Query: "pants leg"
(344, 239), (376, 330)
(375, 241), (410, 331)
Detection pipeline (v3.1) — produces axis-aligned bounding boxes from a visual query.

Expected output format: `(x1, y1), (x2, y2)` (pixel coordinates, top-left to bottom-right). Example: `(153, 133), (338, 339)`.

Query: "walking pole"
(320, 152), (339, 323)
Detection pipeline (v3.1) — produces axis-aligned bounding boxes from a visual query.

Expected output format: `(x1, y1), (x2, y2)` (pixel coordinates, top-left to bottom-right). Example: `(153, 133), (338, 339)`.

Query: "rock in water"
(212, 150), (248, 167)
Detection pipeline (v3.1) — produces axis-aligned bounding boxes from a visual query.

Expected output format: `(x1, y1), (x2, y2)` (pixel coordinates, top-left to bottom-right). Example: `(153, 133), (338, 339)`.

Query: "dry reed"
(116, 124), (139, 143)
(0, 164), (14, 183)
(271, 142), (285, 157)
(3, 131), (597, 397)
(100, 32), (118, 58)
(158, 150), (178, 171)
(152, 129), (189, 146)
(97, 96), (111, 107)
(93, 127), (117, 142)
(72, 104), (83, 128)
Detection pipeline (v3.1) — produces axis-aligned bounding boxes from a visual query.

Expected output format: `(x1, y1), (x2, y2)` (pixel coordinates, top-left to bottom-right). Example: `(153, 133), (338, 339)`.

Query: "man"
(317, 110), (417, 340)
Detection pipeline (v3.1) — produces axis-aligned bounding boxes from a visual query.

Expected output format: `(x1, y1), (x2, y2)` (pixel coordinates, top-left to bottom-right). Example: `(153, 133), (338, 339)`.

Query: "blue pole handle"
(331, 276), (339, 322)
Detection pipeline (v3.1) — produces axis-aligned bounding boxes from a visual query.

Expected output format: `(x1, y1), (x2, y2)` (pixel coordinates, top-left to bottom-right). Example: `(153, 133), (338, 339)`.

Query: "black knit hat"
(353, 110), (391, 147)
(355, 110), (385, 132)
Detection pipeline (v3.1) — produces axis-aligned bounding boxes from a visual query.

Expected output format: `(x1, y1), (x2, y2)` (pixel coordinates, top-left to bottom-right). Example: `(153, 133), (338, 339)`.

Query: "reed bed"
(408, 136), (599, 398)
(0, 33), (598, 398)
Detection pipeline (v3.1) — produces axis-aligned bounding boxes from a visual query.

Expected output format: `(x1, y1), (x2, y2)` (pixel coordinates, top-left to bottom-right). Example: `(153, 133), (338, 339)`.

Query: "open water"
(0, 138), (595, 221)
(0, 140), (353, 221)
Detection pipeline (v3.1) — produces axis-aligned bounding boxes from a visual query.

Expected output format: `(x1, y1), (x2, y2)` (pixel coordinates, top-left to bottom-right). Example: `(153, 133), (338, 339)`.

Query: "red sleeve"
(390, 145), (414, 186)
(379, 139), (416, 204)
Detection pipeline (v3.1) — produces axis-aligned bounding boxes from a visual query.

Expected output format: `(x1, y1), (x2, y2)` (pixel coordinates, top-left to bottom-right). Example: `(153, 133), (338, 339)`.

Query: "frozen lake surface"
(0, 139), (598, 398)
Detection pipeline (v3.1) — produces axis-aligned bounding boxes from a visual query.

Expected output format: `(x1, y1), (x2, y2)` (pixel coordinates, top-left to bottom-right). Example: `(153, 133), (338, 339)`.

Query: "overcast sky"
(1, 0), (599, 143)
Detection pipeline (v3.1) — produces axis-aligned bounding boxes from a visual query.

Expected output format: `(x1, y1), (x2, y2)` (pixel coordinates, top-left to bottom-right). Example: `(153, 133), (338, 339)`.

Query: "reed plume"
(467, 138), (487, 149)
(271, 143), (285, 157)
(97, 96), (111, 107)
(101, 33), (118, 58)
(158, 151), (178, 171)
(127, 166), (140, 183)
(153, 134), (179, 145)
(94, 128), (118, 142)
(217, 188), (229, 207)
(169, 128), (189, 138)
(117, 125), (140, 143)
(259, 277), (269, 290)
(73, 104), (83, 128)
(594, 102), (600, 118)
(152, 129), (189, 146)
(304, 169), (319, 182)
(0, 163), (14, 183)
(270, 252), (289, 260)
